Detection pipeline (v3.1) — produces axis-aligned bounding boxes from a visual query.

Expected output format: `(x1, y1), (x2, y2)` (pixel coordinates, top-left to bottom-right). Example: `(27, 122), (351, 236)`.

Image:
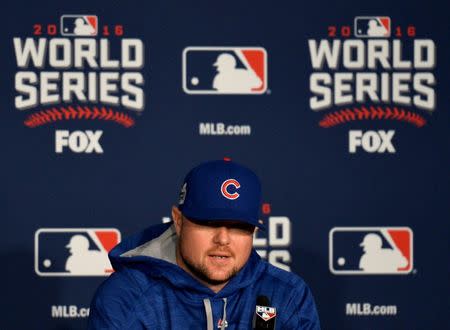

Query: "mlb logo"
(60, 15), (98, 36)
(354, 16), (391, 38)
(35, 228), (120, 276)
(256, 305), (277, 321)
(329, 227), (413, 275)
(182, 47), (267, 94)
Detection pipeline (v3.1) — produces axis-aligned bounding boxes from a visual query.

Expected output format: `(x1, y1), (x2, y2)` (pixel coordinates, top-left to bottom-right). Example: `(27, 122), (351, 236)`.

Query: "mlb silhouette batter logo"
(35, 228), (120, 276)
(354, 16), (391, 38)
(60, 15), (98, 36)
(182, 47), (267, 94)
(329, 227), (413, 275)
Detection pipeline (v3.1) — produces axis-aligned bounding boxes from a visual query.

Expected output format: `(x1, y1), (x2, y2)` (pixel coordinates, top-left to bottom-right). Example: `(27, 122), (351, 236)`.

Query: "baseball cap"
(178, 159), (264, 229)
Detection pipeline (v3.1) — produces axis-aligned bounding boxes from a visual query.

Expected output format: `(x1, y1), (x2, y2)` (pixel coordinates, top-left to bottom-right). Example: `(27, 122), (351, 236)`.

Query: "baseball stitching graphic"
(24, 105), (135, 128)
(319, 106), (426, 128)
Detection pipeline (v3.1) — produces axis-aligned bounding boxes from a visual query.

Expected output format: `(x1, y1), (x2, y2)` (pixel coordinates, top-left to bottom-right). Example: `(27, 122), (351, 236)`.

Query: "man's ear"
(172, 206), (183, 236)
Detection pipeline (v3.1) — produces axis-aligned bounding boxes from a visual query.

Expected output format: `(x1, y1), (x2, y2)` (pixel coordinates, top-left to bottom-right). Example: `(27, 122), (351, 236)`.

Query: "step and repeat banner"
(1, 1), (449, 329)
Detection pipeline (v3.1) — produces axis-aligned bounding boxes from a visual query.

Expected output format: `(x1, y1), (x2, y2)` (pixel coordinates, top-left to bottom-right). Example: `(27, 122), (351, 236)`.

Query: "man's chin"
(203, 267), (239, 285)
(195, 266), (237, 286)
(203, 276), (231, 286)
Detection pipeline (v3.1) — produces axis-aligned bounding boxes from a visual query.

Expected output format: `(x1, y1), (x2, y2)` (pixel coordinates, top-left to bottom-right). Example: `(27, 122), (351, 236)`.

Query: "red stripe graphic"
(380, 17), (390, 31)
(95, 231), (120, 252)
(242, 50), (265, 92)
(86, 16), (97, 29)
(387, 229), (412, 271)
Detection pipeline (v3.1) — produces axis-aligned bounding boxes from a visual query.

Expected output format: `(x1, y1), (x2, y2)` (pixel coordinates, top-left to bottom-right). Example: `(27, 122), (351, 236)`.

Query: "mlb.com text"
(199, 122), (251, 136)
(346, 303), (398, 316)
(51, 305), (90, 319)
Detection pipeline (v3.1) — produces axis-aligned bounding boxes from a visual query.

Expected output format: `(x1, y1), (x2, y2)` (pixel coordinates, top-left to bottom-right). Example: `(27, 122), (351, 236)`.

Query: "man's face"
(172, 206), (255, 291)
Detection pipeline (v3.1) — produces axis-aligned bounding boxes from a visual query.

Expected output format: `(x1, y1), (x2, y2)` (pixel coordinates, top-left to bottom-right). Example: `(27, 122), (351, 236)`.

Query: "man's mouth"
(208, 252), (232, 263)
(210, 255), (229, 259)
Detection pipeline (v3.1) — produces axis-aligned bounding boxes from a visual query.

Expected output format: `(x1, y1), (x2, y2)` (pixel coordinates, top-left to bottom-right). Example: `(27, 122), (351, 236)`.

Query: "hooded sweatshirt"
(88, 222), (320, 329)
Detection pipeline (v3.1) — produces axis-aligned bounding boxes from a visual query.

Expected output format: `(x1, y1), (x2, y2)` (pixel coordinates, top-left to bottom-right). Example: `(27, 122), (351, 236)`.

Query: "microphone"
(253, 295), (276, 330)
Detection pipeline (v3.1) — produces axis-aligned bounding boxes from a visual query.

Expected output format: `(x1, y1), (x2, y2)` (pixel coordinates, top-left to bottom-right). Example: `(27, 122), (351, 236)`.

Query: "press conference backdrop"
(1, 0), (449, 329)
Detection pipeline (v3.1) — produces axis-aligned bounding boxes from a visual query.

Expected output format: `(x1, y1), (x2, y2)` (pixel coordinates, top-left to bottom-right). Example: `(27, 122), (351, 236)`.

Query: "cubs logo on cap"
(221, 179), (241, 200)
(178, 159), (263, 229)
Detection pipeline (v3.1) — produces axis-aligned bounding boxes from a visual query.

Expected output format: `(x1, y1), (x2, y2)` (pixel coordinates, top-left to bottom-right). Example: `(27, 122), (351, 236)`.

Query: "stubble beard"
(178, 239), (239, 286)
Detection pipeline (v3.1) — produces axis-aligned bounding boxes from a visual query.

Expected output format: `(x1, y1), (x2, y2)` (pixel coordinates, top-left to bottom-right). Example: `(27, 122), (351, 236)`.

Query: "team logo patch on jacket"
(256, 305), (277, 321)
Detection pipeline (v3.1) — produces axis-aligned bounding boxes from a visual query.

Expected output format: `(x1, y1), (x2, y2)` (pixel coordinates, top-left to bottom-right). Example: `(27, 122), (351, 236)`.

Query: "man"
(88, 159), (320, 329)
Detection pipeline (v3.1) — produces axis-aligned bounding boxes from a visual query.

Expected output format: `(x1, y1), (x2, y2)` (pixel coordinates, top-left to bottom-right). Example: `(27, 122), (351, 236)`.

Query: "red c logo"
(221, 179), (241, 200)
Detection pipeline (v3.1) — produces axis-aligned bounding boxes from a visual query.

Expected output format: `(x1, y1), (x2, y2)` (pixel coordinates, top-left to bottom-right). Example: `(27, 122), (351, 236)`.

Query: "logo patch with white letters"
(256, 305), (277, 321)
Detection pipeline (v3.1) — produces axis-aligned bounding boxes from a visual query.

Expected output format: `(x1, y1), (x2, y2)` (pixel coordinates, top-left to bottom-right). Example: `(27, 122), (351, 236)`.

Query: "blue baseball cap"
(178, 159), (264, 229)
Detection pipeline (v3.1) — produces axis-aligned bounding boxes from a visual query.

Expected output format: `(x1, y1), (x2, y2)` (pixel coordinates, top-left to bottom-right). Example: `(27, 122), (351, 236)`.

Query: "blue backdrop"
(1, 0), (449, 329)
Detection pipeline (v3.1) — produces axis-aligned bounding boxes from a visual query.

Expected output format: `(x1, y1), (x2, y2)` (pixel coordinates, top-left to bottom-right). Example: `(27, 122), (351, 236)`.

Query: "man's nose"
(213, 226), (231, 245)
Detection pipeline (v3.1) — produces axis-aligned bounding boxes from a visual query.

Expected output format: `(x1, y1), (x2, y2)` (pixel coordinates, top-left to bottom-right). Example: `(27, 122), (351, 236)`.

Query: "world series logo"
(253, 203), (291, 272)
(13, 15), (145, 153)
(308, 16), (436, 153)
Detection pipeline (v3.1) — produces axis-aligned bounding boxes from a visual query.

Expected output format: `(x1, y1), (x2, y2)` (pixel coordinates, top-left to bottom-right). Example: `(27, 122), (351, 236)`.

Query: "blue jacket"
(88, 222), (320, 329)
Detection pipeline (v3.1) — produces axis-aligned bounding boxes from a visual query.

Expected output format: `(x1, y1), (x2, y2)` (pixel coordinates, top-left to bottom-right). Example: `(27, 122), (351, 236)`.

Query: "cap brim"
(182, 209), (265, 230)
